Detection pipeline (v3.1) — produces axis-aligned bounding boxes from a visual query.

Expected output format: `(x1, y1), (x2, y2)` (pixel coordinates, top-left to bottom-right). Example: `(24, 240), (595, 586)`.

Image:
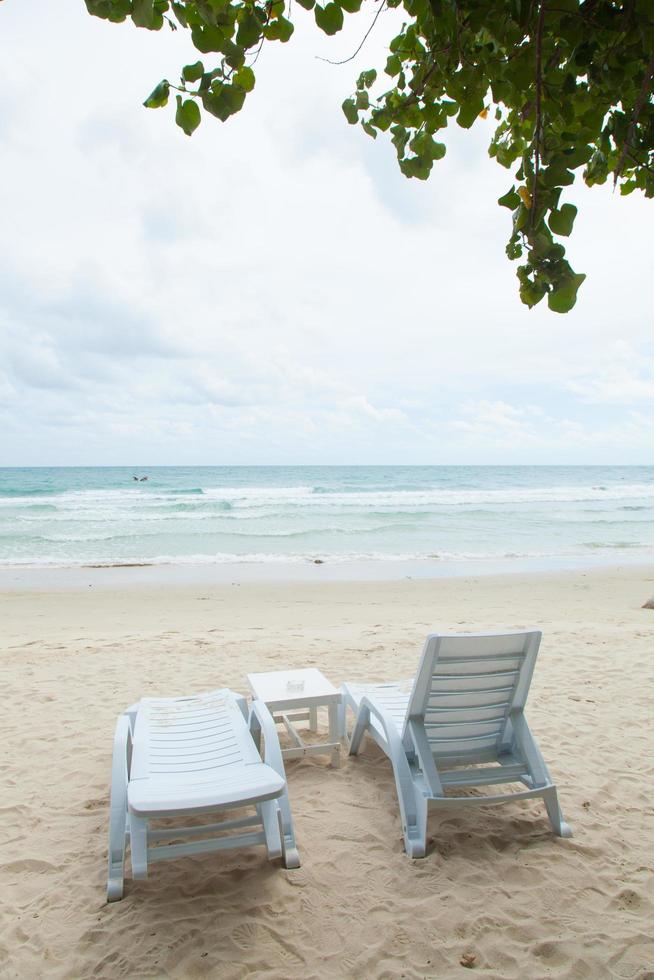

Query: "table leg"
(328, 702), (342, 768)
(309, 706), (318, 732)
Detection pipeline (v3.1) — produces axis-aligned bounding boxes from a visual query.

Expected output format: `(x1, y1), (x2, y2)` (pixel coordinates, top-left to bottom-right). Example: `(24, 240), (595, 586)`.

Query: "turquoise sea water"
(0, 466), (653, 569)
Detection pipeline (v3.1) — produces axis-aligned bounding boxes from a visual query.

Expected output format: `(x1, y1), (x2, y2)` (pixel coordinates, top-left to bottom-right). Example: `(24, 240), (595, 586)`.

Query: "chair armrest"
(357, 695), (405, 756)
(232, 692), (249, 722)
(112, 713), (133, 785)
(355, 696), (417, 793)
(351, 696), (421, 844)
(107, 714), (133, 902)
(249, 699), (288, 782)
(510, 711), (552, 787)
(123, 703), (139, 737)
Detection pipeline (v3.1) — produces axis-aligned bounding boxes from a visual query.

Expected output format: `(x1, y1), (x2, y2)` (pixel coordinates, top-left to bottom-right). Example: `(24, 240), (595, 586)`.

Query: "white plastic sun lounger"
(107, 688), (300, 901)
(342, 631), (571, 857)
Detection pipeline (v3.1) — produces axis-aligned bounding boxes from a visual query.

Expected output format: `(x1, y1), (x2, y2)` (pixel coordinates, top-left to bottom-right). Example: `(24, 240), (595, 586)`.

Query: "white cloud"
(567, 343), (654, 405)
(450, 401), (546, 443)
(570, 369), (654, 405)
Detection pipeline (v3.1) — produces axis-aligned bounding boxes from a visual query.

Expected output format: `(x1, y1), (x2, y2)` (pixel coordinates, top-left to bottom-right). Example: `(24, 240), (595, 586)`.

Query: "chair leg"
(277, 791), (301, 869)
(336, 699), (346, 741)
(542, 786), (573, 838)
(328, 703), (342, 769)
(107, 797), (127, 902)
(383, 743), (426, 858)
(259, 800), (283, 861)
(130, 815), (149, 879)
(403, 788), (428, 858)
(348, 705), (369, 756)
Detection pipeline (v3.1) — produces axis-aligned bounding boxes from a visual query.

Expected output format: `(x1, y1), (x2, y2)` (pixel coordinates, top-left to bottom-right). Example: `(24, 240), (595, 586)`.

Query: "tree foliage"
(85, 0), (654, 312)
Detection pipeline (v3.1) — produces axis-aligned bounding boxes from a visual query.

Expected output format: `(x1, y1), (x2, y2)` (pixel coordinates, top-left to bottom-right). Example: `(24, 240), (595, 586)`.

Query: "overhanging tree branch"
(82, 0), (654, 314)
(614, 53), (654, 186)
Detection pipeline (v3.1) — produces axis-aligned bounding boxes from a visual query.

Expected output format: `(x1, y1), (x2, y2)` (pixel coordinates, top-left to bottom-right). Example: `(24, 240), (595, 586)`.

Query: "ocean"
(0, 465), (653, 573)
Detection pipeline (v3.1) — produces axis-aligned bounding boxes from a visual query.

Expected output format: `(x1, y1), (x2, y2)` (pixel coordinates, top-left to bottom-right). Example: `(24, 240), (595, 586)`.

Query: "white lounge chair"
(107, 688), (300, 901)
(342, 631), (572, 857)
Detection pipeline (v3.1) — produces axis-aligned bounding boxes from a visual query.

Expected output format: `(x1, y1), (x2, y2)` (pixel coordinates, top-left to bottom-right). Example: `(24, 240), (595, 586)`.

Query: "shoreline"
(1, 553), (654, 591)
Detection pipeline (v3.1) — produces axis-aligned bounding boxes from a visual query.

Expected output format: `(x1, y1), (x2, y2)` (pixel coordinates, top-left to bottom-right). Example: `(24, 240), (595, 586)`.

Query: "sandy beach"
(1, 564), (653, 979)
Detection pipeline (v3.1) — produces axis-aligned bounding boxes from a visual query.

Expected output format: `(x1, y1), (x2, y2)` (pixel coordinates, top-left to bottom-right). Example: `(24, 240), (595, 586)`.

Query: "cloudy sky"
(1, 1), (652, 465)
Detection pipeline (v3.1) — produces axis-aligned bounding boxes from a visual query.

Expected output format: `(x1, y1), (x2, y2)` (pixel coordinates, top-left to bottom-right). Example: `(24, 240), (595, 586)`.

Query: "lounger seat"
(341, 681), (412, 745)
(343, 631), (572, 857)
(128, 763), (286, 816)
(107, 689), (300, 902)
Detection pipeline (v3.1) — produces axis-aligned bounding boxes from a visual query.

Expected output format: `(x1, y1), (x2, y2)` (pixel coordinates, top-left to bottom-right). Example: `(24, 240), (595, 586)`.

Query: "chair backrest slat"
(426, 686), (514, 708)
(425, 704), (509, 723)
(429, 672), (521, 694)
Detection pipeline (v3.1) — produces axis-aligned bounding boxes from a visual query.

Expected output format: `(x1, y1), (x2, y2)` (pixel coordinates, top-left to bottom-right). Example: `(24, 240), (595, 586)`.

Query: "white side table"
(247, 668), (343, 768)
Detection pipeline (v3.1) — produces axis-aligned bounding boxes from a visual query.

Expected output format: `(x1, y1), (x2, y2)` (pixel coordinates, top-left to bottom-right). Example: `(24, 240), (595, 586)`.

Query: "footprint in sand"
(284, 867), (311, 888)
(230, 922), (260, 949)
(611, 888), (644, 911)
(83, 798), (107, 811)
(1, 858), (59, 874)
(609, 940), (654, 978)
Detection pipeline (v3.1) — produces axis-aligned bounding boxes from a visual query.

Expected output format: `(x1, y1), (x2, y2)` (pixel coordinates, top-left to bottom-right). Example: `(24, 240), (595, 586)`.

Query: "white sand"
(1, 565), (653, 979)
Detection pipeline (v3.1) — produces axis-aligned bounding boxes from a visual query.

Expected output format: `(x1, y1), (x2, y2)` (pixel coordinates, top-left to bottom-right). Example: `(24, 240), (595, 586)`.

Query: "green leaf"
(357, 69), (377, 89)
(131, 0), (152, 27)
(295, 0), (315, 8)
(411, 132), (445, 160)
(202, 83), (246, 121)
(264, 16), (294, 41)
(519, 277), (547, 309)
(85, 0), (131, 24)
(223, 41), (246, 70)
(338, 0), (362, 10)
(236, 11), (262, 47)
(512, 203), (529, 233)
(371, 110), (391, 132)
(498, 187), (521, 209)
(342, 98), (358, 124)
(175, 95), (201, 135)
(399, 155), (432, 180)
(191, 23), (226, 53)
(234, 66), (256, 92)
(314, 3), (344, 35)
(457, 97), (485, 129)
(553, 0), (580, 12)
(182, 61), (204, 83)
(422, 103), (445, 131)
(143, 79), (169, 108)
(391, 124), (409, 155)
(385, 54), (402, 76)
(562, 144), (593, 167)
(542, 164), (575, 188)
(171, 1), (187, 26)
(548, 273), (586, 313)
(548, 203), (577, 237)
(131, 0), (162, 29)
